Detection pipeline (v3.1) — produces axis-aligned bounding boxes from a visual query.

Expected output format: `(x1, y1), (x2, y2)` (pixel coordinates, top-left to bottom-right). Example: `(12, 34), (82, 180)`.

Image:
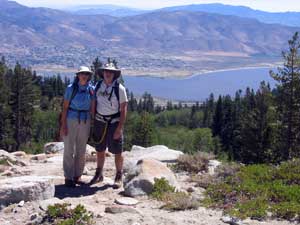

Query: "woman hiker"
(60, 66), (95, 187)
(89, 62), (128, 188)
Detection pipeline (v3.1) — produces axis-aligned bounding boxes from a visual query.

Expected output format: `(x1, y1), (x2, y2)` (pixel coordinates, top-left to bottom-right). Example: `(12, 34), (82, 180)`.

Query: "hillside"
(67, 4), (148, 17)
(0, 0), (298, 76)
(160, 3), (300, 27)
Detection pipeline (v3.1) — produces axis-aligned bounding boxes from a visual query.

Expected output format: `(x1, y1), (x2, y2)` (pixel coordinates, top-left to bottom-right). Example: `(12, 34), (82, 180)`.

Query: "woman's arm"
(60, 100), (70, 137)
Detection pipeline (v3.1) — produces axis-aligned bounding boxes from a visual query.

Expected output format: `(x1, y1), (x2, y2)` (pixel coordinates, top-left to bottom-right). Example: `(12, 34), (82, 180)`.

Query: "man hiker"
(60, 66), (95, 187)
(90, 62), (128, 188)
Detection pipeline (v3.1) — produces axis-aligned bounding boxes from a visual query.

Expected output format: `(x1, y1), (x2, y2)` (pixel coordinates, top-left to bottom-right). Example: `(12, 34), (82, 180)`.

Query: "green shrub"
(271, 201), (300, 220)
(44, 203), (94, 225)
(0, 159), (9, 166)
(150, 178), (199, 211)
(203, 160), (300, 221)
(228, 198), (268, 220)
(151, 178), (175, 200)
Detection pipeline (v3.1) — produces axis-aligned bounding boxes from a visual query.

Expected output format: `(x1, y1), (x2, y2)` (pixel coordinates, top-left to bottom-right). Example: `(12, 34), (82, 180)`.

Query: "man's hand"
(113, 127), (122, 140)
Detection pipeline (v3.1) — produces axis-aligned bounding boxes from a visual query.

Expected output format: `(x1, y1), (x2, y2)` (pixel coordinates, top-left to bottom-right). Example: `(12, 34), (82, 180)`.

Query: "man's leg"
(108, 122), (124, 187)
(115, 153), (123, 174)
(96, 150), (106, 171)
(89, 150), (105, 185)
(89, 120), (107, 185)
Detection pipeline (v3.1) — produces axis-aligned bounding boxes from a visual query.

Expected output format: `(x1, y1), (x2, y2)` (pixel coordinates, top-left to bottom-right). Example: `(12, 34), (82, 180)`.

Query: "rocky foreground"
(0, 144), (295, 225)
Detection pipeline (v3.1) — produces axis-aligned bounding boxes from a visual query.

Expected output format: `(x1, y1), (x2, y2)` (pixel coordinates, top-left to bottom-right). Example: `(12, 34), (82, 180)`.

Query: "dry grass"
(176, 152), (215, 173)
(161, 192), (200, 211)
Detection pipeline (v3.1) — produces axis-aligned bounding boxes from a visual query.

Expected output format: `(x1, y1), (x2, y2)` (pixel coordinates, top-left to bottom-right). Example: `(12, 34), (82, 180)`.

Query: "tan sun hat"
(76, 66), (93, 75)
(99, 62), (121, 79)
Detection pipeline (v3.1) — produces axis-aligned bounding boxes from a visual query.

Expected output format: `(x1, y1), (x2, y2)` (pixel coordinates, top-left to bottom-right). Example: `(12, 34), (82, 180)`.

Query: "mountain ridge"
(0, 0), (298, 76)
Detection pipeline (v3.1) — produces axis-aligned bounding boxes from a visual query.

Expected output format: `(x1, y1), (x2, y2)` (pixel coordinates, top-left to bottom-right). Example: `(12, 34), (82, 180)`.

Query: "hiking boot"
(89, 168), (103, 186)
(113, 171), (123, 189)
(74, 176), (87, 186)
(65, 179), (75, 188)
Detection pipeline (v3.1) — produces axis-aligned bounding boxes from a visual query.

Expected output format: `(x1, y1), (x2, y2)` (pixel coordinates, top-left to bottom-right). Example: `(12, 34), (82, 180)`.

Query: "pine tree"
(270, 32), (300, 159)
(212, 95), (223, 137)
(220, 95), (234, 159)
(0, 57), (11, 149)
(132, 112), (155, 147)
(231, 90), (243, 160)
(9, 63), (39, 151)
(91, 57), (103, 84)
(202, 93), (214, 127)
(240, 82), (274, 163)
(128, 92), (138, 112)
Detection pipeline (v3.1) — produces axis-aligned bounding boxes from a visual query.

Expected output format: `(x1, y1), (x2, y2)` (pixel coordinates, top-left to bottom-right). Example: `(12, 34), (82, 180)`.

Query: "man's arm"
(91, 99), (96, 119)
(114, 102), (128, 140)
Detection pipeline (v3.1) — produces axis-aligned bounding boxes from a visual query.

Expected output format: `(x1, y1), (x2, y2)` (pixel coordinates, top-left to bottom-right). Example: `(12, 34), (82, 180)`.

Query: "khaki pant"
(63, 119), (90, 180)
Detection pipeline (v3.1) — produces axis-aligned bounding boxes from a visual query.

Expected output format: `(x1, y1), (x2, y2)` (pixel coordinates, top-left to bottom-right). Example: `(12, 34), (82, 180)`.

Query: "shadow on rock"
(55, 184), (113, 199)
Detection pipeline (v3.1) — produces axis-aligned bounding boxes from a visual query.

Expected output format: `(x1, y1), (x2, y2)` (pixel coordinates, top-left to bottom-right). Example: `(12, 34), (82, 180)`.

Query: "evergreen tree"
(132, 112), (155, 147)
(220, 95), (234, 159)
(192, 128), (213, 153)
(231, 90), (243, 160)
(9, 63), (39, 151)
(212, 96), (223, 137)
(202, 93), (214, 127)
(240, 82), (274, 163)
(166, 101), (173, 111)
(270, 32), (300, 159)
(0, 57), (11, 149)
(128, 92), (138, 112)
(91, 57), (102, 84)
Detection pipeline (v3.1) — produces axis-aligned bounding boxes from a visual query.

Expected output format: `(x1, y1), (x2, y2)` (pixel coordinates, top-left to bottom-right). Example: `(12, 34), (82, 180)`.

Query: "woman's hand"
(60, 124), (68, 137)
(113, 127), (122, 140)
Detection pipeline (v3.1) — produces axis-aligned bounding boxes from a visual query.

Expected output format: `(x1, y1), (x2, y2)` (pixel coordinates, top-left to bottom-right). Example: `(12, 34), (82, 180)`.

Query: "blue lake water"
(123, 67), (278, 101)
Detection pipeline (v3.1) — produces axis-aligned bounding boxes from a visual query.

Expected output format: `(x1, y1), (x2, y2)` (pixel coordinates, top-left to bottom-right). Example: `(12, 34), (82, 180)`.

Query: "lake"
(123, 67), (278, 101)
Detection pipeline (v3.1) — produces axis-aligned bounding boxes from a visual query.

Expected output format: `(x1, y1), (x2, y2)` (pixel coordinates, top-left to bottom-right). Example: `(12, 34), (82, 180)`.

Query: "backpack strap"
(68, 82), (93, 124)
(108, 81), (120, 109)
(94, 80), (102, 94)
(95, 80), (120, 111)
(69, 82), (79, 105)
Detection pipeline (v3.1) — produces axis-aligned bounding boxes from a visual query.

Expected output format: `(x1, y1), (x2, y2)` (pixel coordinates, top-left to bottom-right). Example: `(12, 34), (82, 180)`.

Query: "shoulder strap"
(69, 83), (78, 105)
(113, 81), (120, 103)
(95, 80), (102, 94)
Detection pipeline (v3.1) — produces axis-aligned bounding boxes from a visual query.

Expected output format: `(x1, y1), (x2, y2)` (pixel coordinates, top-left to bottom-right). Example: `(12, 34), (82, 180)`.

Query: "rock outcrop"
(123, 145), (183, 172)
(124, 158), (179, 197)
(44, 142), (96, 155)
(0, 176), (55, 206)
(0, 149), (27, 167)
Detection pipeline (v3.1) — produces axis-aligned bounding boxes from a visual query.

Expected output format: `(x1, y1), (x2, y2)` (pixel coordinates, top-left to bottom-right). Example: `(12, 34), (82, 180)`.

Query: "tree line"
(1, 33), (300, 164)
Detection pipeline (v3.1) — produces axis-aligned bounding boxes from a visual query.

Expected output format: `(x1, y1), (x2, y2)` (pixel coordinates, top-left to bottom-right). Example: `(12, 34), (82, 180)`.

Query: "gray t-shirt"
(96, 80), (128, 116)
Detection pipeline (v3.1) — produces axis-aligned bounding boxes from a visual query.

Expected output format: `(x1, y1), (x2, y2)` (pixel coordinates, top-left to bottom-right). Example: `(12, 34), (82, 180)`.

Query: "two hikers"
(61, 63), (128, 188)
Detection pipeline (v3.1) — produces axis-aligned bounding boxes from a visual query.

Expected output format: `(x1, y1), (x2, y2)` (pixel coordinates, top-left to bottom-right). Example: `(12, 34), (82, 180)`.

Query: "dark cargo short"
(93, 119), (123, 154)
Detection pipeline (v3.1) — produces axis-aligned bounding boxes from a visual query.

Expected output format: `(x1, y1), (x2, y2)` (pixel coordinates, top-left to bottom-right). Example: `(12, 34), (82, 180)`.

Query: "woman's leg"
(63, 119), (77, 181)
(74, 120), (90, 179)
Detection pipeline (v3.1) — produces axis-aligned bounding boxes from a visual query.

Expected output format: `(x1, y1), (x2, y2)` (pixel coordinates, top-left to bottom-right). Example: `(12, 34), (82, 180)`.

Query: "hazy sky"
(14, 0), (300, 12)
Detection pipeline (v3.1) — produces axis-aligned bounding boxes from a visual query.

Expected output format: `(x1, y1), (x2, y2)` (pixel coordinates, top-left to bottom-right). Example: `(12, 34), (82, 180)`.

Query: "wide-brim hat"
(99, 63), (121, 79)
(76, 66), (93, 75)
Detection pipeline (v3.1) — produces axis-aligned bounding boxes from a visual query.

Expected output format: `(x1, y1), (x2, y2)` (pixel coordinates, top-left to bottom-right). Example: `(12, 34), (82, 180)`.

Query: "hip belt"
(94, 111), (120, 144)
(95, 112), (120, 123)
(68, 107), (90, 124)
